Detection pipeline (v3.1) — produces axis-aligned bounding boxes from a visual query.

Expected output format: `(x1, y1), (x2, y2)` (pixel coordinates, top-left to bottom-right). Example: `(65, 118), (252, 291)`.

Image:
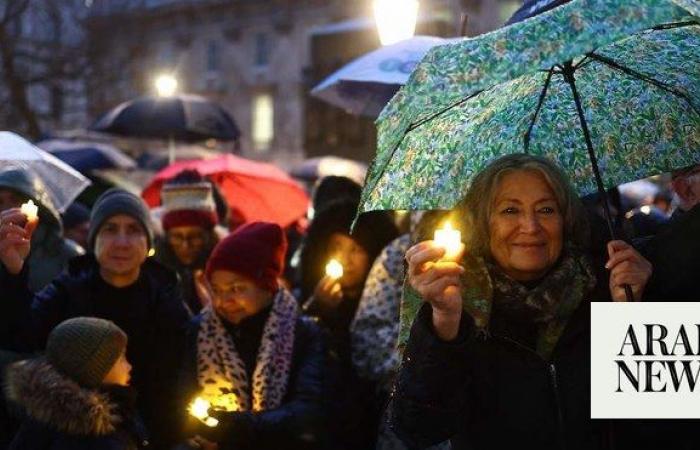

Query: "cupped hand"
(606, 240), (652, 302)
(0, 208), (38, 275)
(313, 275), (343, 309)
(405, 240), (465, 340)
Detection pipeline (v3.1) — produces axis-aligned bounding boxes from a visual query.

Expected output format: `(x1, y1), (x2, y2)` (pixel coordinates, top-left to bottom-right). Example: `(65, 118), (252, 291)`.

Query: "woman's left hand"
(605, 240), (652, 302)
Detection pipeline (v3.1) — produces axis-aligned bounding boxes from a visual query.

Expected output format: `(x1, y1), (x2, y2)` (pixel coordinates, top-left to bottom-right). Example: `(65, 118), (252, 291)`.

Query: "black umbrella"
(505, 0), (573, 25)
(89, 94), (240, 142)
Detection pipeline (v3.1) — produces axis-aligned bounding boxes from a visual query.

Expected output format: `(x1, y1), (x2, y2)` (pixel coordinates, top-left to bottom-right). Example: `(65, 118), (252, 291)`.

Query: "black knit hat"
(300, 199), (398, 298)
(46, 317), (128, 388)
(88, 188), (154, 250)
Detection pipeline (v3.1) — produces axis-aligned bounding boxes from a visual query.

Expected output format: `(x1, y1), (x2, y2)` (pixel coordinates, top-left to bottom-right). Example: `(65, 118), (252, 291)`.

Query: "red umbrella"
(142, 154), (309, 227)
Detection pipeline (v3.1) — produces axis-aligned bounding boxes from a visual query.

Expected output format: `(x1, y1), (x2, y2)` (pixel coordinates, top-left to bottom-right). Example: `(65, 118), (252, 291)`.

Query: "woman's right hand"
(312, 275), (343, 309)
(0, 208), (37, 275)
(405, 240), (465, 341)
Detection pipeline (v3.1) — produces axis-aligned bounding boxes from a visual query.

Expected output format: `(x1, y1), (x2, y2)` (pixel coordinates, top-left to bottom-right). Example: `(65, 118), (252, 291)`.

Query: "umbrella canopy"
(37, 139), (136, 172)
(90, 94), (240, 142)
(0, 132), (91, 213)
(360, 0), (699, 216)
(291, 156), (368, 185)
(311, 36), (457, 117)
(142, 154), (309, 227)
(673, 0), (700, 15)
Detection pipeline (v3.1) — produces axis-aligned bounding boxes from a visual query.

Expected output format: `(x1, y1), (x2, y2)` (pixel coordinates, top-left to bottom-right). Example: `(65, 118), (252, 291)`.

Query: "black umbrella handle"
(563, 62), (635, 302)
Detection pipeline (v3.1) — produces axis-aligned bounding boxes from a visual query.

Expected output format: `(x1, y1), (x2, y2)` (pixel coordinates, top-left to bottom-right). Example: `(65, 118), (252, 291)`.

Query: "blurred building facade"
(86, 0), (521, 168)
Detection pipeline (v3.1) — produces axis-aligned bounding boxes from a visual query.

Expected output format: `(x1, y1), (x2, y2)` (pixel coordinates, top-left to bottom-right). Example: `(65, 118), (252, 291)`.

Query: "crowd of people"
(0, 151), (698, 450)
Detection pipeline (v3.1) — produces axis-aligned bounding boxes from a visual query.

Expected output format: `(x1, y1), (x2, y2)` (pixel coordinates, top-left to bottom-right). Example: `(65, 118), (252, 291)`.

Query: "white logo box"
(591, 302), (700, 419)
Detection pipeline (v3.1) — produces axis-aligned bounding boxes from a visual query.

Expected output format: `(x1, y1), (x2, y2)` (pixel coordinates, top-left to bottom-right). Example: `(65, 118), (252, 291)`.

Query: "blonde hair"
(456, 154), (588, 257)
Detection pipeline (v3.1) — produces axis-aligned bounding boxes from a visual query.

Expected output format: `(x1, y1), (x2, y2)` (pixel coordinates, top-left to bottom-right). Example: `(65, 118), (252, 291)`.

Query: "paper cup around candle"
(325, 259), (344, 280)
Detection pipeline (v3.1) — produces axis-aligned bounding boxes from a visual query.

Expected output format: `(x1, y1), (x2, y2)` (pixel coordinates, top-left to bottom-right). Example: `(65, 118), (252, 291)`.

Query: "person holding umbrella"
(390, 154), (652, 450)
(0, 188), (190, 450)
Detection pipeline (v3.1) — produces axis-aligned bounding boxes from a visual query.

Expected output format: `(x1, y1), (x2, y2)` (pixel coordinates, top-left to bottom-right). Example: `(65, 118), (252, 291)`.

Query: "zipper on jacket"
(493, 334), (568, 450)
(549, 363), (567, 450)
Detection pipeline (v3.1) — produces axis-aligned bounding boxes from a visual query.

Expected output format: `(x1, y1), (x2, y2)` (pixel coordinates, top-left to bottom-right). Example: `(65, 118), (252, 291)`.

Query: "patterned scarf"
(399, 246), (596, 360)
(196, 288), (299, 412)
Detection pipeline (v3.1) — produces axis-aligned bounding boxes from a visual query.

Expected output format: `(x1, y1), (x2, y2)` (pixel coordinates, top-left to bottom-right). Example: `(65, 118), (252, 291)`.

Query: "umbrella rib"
(407, 89), (484, 133)
(524, 68), (555, 153)
(651, 20), (699, 31)
(364, 88), (485, 204)
(587, 53), (700, 118)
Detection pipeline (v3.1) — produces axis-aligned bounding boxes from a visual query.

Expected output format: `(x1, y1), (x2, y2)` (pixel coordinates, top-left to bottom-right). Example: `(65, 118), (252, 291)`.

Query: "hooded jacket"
(0, 168), (82, 292)
(5, 358), (148, 450)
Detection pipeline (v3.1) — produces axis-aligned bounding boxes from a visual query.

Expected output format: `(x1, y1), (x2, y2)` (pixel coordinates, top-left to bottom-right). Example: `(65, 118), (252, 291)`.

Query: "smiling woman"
(391, 153), (654, 450)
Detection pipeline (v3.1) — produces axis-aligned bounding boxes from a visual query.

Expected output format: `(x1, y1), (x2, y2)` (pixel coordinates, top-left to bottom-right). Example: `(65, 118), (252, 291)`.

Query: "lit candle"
(188, 397), (219, 427)
(20, 200), (38, 222)
(433, 221), (462, 260)
(325, 259), (344, 280)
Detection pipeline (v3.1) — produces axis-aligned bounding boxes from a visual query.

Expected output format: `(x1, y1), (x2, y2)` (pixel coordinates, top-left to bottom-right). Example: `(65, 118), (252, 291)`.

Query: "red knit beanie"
(205, 222), (287, 292)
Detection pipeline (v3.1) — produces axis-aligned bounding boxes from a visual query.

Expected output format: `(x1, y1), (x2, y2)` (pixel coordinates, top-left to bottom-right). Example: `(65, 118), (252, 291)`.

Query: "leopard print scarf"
(196, 288), (299, 412)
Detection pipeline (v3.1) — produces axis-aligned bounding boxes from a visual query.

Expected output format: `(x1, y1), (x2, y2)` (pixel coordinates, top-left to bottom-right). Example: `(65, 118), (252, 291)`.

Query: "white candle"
(188, 397), (219, 427)
(325, 259), (344, 280)
(20, 200), (38, 222)
(434, 221), (462, 260)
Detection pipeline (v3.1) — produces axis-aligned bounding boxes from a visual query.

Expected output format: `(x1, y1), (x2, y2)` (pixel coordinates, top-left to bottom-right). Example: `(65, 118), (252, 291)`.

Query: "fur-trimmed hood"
(5, 358), (122, 436)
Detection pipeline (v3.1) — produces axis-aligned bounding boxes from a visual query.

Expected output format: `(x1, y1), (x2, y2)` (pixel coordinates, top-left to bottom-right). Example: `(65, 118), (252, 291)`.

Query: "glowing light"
(20, 200), (38, 222)
(373, 0), (419, 46)
(154, 74), (178, 97)
(188, 397), (219, 427)
(434, 221), (462, 260)
(325, 259), (344, 280)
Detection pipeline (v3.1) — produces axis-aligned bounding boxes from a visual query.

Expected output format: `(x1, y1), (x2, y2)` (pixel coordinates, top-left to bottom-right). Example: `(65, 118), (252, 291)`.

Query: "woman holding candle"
(0, 167), (82, 292)
(390, 154), (652, 450)
(178, 222), (329, 450)
(297, 199), (398, 450)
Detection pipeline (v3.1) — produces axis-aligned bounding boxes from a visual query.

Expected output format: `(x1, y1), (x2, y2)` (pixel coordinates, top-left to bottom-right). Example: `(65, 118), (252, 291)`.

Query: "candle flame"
(188, 397), (219, 427)
(325, 259), (344, 280)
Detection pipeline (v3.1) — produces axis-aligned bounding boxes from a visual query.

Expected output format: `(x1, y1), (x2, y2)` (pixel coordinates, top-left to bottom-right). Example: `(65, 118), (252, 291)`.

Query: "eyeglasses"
(168, 233), (206, 246)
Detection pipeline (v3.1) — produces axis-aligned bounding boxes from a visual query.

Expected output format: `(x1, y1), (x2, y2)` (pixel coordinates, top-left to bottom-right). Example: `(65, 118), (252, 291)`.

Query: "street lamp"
(373, 0), (419, 46)
(154, 74), (178, 97)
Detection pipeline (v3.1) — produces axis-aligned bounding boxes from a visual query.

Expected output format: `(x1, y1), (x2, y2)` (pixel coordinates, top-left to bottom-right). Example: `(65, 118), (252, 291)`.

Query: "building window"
(252, 92), (274, 152)
(206, 39), (220, 72)
(254, 33), (270, 67)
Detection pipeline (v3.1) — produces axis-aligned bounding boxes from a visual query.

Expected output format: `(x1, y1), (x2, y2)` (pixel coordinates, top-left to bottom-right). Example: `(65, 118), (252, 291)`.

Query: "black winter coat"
(390, 301), (608, 450)
(177, 312), (330, 450)
(5, 359), (148, 450)
(1, 254), (190, 450)
(640, 204), (700, 302)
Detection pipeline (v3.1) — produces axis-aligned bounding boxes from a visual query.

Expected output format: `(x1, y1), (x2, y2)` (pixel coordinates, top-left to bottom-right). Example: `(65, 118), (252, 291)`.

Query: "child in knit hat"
(178, 222), (329, 450)
(5, 317), (149, 450)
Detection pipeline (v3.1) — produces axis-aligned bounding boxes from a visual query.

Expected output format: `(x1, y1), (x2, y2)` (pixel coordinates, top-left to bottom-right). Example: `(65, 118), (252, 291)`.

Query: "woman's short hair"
(456, 153), (589, 257)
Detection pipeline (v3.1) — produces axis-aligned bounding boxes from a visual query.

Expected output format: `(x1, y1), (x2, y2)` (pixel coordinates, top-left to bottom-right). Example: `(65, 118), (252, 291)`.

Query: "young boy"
(5, 317), (148, 449)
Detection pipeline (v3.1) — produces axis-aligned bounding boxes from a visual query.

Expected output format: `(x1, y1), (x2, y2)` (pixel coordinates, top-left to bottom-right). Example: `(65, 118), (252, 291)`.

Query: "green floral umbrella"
(360, 0), (700, 219)
(673, 0), (700, 16)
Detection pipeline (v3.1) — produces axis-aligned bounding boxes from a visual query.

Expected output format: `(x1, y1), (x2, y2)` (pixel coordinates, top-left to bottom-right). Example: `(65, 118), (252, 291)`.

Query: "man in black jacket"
(641, 164), (700, 302)
(0, 189), (191, 450)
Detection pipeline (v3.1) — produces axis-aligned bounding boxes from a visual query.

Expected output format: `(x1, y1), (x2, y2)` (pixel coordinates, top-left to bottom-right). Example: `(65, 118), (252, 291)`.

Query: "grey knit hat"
(46, 317), (128, 388)
(88, 188), (154, 250)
